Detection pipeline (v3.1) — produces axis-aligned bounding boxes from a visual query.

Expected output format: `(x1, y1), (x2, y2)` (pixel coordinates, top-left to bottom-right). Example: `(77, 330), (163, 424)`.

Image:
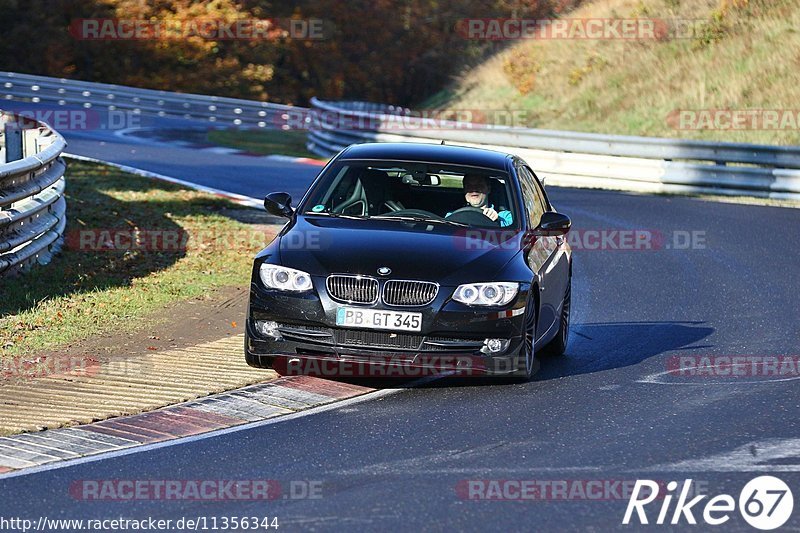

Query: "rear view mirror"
(401, 173), (440, 186)
(264, 192), (294, 218)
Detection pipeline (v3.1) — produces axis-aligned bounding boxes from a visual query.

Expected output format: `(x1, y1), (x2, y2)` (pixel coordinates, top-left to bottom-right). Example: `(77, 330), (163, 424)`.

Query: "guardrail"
(0, 112), (67, 276)
(3, 72), (798, 201)
(0, 71), (306, 129)
(307, 98), (800, 201)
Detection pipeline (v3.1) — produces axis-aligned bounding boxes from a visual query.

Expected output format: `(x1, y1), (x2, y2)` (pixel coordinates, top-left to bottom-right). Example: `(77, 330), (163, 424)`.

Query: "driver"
(447, 175), (513, 227)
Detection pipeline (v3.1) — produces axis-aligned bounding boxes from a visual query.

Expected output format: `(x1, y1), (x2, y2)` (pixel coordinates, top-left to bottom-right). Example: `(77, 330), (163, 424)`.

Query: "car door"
(529, 165), (570, 339)
(516, 164), (560, 339)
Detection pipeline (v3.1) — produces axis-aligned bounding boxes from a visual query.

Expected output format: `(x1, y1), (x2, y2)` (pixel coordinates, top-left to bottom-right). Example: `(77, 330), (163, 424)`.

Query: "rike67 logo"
(623, 476), (794, 530)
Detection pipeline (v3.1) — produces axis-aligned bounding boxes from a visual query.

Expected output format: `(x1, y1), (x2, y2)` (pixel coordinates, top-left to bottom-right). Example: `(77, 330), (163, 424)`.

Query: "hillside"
(425, 0), (800, 145)
(0, 0), (569, 107)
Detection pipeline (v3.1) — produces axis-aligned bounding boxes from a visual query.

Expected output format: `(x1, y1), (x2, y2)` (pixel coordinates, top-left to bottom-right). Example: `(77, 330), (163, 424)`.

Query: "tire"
(541, 279), (571, 357)
(511, 296), (539, 381)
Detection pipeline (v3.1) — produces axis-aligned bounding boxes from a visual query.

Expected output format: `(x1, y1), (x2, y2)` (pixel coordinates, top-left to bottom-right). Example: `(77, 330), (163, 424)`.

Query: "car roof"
(337, 142), (513, 171)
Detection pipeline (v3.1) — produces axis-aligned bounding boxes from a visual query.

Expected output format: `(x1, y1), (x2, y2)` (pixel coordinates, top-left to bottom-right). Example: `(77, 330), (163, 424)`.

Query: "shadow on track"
(0, 161), (278, 317)
(535, 320), (715, 381)
(323, 320), (714, 390)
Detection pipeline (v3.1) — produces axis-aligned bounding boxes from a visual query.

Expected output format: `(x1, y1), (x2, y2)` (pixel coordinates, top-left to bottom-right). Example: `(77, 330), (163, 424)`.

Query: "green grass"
(427, 0), (800, 145)
(0, 161), (278, 359)
(206, 128), (322, 159)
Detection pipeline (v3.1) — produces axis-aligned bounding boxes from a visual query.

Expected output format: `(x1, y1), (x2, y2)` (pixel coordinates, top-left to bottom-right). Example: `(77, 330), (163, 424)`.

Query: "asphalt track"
(1, 104), (799, 531)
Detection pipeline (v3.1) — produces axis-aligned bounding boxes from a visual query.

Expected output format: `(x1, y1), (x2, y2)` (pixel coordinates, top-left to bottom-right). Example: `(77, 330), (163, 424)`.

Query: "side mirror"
(264, 192), (294, 218)
(536, 212), (571, 235)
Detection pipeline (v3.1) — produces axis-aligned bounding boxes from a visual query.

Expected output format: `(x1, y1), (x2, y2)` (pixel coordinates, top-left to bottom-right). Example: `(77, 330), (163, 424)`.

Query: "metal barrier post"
(3, 121), (23, 162)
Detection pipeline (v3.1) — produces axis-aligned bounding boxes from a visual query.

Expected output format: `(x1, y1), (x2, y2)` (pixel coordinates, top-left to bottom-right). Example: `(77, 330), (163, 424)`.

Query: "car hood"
(277, 216), (523, 285)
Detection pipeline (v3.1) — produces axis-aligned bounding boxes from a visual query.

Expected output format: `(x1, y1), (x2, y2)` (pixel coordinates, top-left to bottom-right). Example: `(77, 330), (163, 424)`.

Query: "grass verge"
(426, 0), (800, 145)
(206, 128), (321, 159)
(0, 161), (278, 359)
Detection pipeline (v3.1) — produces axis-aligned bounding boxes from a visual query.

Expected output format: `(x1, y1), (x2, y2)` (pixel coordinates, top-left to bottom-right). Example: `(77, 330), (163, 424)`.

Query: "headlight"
(452, 282), (518, 306)
(259, 264), (314, 292)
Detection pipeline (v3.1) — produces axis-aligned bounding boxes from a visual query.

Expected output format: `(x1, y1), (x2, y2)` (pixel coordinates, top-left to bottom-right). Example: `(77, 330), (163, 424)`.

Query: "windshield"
(301, 160), (519, 229)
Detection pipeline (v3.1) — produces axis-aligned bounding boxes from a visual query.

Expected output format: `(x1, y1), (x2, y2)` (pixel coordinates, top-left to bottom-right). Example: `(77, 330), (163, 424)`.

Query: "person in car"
(447, 174), (513, 226)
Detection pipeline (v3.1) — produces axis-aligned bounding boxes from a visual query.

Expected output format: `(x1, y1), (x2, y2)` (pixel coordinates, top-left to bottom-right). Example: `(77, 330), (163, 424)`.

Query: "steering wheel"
(445, 206), (501, 227)
(378, 209), (440, 218)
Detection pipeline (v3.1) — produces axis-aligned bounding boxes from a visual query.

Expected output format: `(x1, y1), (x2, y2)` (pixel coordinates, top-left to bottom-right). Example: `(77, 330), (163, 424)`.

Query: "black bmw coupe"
(245, 143), (571, 380)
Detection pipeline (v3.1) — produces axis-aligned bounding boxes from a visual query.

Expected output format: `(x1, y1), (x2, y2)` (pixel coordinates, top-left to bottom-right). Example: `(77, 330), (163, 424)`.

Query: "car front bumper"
(245, 280), (530, 377)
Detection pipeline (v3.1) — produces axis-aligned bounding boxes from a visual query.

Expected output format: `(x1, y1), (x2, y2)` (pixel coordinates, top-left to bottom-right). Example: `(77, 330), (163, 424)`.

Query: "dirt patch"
(53, 285), (251, 361)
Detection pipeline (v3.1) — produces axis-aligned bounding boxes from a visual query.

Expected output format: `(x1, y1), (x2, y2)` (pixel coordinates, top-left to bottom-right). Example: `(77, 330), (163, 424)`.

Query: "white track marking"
(647, 438), (800, 472)
(200, 146), (242, 155)
(638, 367), (800, 386)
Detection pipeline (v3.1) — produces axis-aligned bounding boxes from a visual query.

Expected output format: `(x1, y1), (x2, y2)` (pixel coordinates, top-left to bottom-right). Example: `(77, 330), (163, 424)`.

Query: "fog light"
(256, 320), (282, 340)
(481, 338), (510, 355)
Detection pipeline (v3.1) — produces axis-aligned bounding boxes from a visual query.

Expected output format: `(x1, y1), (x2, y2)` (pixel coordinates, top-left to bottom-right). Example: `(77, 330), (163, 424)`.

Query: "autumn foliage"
(0, 0), (581, 106)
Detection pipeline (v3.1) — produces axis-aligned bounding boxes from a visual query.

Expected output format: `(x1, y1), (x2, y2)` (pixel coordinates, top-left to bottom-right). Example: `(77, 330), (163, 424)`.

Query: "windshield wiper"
(306, 212), (468, 227)
(371, 215), (468, 227)
(303, 212), (367, 220)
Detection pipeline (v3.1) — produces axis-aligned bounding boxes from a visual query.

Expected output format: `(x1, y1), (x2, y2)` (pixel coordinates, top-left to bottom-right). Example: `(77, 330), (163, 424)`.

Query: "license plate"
(336, 307), (422, 332)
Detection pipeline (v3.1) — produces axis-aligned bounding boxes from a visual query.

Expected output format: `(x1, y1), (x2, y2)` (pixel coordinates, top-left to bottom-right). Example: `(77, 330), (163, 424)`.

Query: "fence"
(306, 98), (800, 201)
(0, 112), (67, 276)
(3, 72), (798, 201)
(0, 71), (302, 129)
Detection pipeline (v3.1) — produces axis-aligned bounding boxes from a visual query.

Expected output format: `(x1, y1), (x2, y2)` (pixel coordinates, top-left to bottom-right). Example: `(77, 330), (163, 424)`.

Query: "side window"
(527, 167), (549, 213)
(517, 166), (544, 228)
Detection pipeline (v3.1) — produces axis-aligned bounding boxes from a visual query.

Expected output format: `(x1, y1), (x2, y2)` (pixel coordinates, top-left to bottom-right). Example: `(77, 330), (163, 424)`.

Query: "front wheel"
(511, 297), (539, 381)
